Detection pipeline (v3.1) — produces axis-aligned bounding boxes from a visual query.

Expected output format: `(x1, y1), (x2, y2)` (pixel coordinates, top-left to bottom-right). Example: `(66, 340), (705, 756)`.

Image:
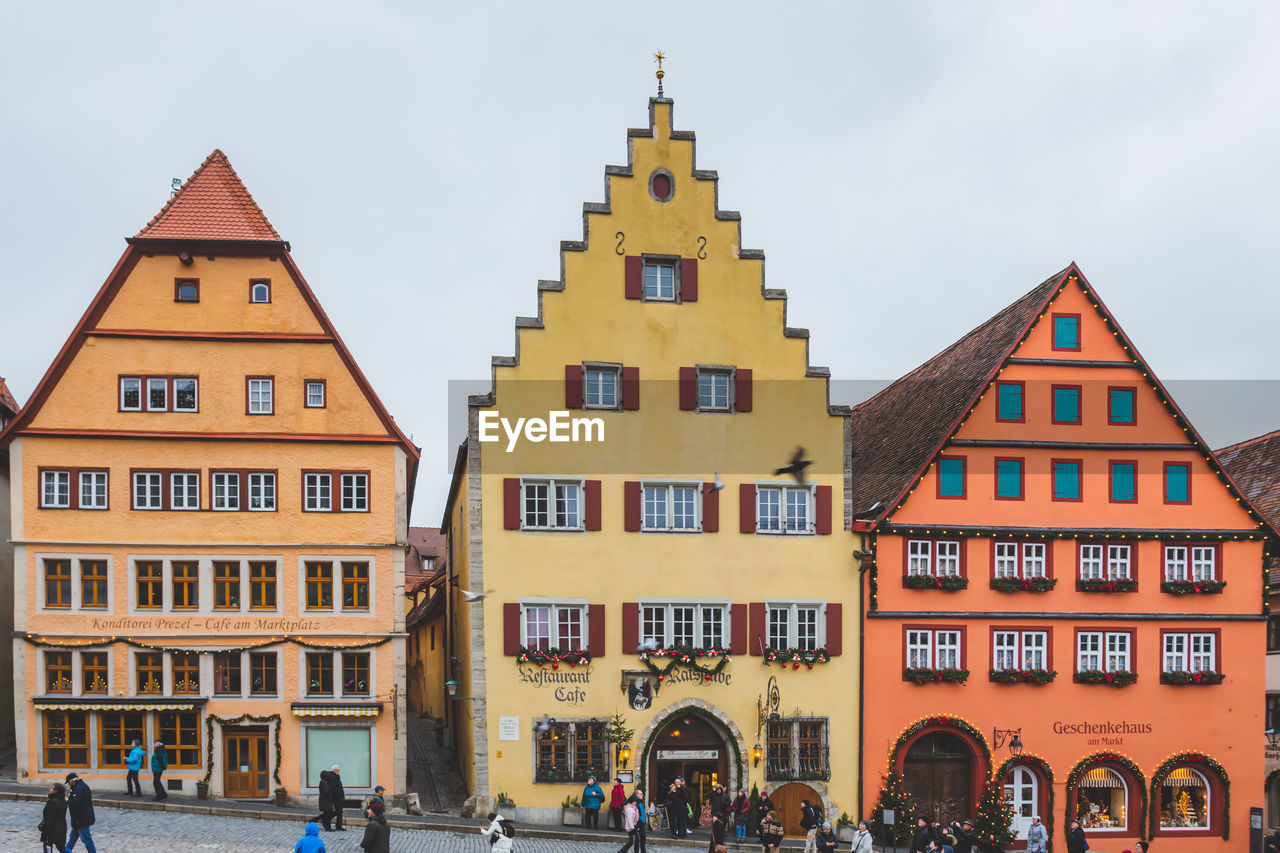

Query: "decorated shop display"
(1149, 751), (1229, 840)
(1066, 752), (1147, 841)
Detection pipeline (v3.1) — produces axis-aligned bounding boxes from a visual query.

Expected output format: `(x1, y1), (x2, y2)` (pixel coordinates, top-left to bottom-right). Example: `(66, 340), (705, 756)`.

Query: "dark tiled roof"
(135, 150), (282, 242)
(406, 526), (445, 588)
(1216, 428), (1280, 535)
(848, 268), (1069, 521)
(406, 588), (445, 631)
(0, 377), (18, 418)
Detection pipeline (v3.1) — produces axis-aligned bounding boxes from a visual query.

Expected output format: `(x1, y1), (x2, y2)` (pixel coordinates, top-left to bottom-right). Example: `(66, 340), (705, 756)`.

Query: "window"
(174, 279), (199, 302)
(120, 377), (142, 411)
(247, 561), (276, 610)
(340, 473), (368, 511)
(171, 561), (199, 610)
(757, 485), (813, 534)
(1077, 630), (1131, 673)
(305, 727), (372, 788)
(1052, 314), (1080, 350)
(305, 562), (333, 609)
(136, 561), (163, 609)
(1163, 632), (1216, 673)
(996, 381), (1024, 422)
(937, 457), (966, 498)
(248, 472), (276, 510)
(305, 380), (326, 408)
(1052, 386), (1081, 424)
(173, 378), (198, 411)
(995, 459), (1023, 499)
(213, 561), (241, 609)
(304, 473), (332, 511)
(247, 377), (274, 414)
(41, 470), (70, 508)
(905, 628), (963, 670)
(697, 369), (731, 411)
(250, 279), (271, 303)
(1164, 545), (1216, 581)
(132, 472), (163, 510)
(993, 542), (1047, 579)
(158, 710), (201, 768)
(641, 483), (699, 531)
(524, 603), (587, 650)
(1110, 461), (1137, 503)
(535, 720), (607, 783)
(306, 653), (333, 695)
(80, 560), (108, 609)
(1270, 615), (1280, 653)
(170, 472), (199, 510)
(1076, 767), (1129, 831)
(136, 652), (164, 694)
(1052, 460), (1081, 501)
(214, 652), (241, 695)
(1157, 767), (1211, 830)
(341, 562), (369, 610)
(43, 711), (89, 768)
(1079, 544), (1132, 580)
(643, 260), (675, 301)
(148, 377), (168, 411)
(44, 559), (72, 608)
(992, 630), (1049, 671)
(767, 603), (823, 651)
(522, 478), (582, 530)
(173, 651), (200, 694)
(764, 718), (830, 781)
(1164, 462), (1191, 504)
(79, 471), (108, 509)
(1108, 387), (1136, 425)
(584, 367), (619, 409)
(45, 651), (73, 694)
(341, 652), (370, 696)
(906, 539), (962, 577)
(639, 602), (727, 649)
(82, 652), (108, 694)
(212, 472), (240, 510)
(249, 652), (277, 695)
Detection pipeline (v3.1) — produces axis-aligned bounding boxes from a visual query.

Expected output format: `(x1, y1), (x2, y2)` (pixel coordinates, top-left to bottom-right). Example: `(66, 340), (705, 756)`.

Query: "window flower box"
(989, 668), (1057, 685)
(764, 647), (829, 669)
(1074, 669), (1137, 686)
(902, 574), (969, 591)
(904, 667), (969, 684)
(990, 577), (1057, 593)
(1160, 669), (1225, 685)
(518, 647), (592, 668)
(1076, 578), (1137, 593)
(1160, 580), (1226, 595)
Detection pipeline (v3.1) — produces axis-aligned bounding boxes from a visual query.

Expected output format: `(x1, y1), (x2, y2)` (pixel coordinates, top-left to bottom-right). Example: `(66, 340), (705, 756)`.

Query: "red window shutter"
(679, 367), (697, 410)
(565, 364), (584, 409)
(735, 368), (753, 413)
(624, 481), (642, 532)
(503, 478), (521, 530)
(739, 483), (756, 533)
(622, 602), (639, 653)
(681, 258), (698, 302)
(815, 485), (832, 535)
(585, 480), (601, 531)
(748, 602), (766, 655)
(621, 366), (640, 411)
(825, 603), (842, 656)
(730, 603), (748, 654)
(625, 256), (643, 299)
(503, 602), (521, 655)
(703, 483), (719, 533)
(588, 604), (605, 657)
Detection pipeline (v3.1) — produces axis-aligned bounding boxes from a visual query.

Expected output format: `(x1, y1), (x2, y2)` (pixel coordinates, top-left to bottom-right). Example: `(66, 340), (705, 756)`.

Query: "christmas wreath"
(1148, 751), (1229, 840)
(902, 574), (969, 591)
(1160, 579), (1227, 595)
(765, 646), (829, 670)
(903, 667), (970, 684)
(1067, 751), (1147, 841)
(988, 668), (1057, 685)
(1074, 669), (1138, 686)
(1077, 577), (1138, 593)
(518, 646), (591, 668)
(890, 715), (991, 773)
(990, 576), (1057, 593)
(639, 646), (730, 681)
(1159, 669), (1225, 685)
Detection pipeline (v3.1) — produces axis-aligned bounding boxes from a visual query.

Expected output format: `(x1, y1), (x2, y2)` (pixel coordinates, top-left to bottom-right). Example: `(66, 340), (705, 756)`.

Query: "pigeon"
(535, 717), (552, 734)
(636, 638), (660, 653)
(703, 473), (725, 494)
(459, 588), (492, 603)
(774, 447), (813, 484)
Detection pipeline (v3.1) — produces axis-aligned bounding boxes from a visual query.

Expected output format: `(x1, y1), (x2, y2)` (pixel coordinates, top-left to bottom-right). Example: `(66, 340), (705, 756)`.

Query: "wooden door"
(904, 758), (972, 825)
(224, 731), (269, 798)
(771, 782), (822, 837)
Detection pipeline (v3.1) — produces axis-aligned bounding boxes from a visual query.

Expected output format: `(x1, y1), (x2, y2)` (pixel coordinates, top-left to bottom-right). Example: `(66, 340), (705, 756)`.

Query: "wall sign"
(498, 716), (520, 741)
(519, 664), (591, 705)
(1052, 719), (1152, 746)
(88, 616), (323, 632)
(656, 749), (718, 760)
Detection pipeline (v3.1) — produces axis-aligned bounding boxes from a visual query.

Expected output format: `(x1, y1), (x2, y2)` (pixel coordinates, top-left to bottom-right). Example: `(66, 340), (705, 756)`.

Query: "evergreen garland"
(1160, 579), (1227, 595)
(1076, 578), (1138, 593)
(203, 713), (283, 787)
(1159, 670), (1225, 685)
(988, 668), (1056, 685)
(903, 667), (970, 684)
(903, 574), (970, 591)
(869, 769), (917, 846)
(994, 754), (1054, 841)
(989, 577), (1057, 593)
(764, 646), (829, 669)
(891, 715), (992, 774)
(517, 646), (591, 668)
(1074, 669), (1137, 686)
(970, 773), (1016, 852)
(638, 646), (730, 680)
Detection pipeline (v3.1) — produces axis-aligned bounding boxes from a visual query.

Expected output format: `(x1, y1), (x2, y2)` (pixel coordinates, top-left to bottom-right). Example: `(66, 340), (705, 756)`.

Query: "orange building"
(0, 152), (418, 803)
(850, 265), (1274, 851)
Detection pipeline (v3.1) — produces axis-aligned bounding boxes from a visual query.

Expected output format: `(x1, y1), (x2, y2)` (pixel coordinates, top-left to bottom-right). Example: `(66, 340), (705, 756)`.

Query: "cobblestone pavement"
(0, 800), (704, 852)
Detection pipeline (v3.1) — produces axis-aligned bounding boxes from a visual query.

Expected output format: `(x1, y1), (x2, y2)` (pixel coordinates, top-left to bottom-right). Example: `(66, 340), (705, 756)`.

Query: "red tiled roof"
(406, 526), (446, 588)
(0, 377), (18, 418)
(1216, 428), (1280, 534)
(134, 150), (282, 242)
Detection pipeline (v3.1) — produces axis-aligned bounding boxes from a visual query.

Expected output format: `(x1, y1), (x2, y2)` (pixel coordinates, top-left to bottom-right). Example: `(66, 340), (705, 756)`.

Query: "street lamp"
(993, 727), (1023, 756)
(1267, 729), (1280, 748)
(445, 679), (458, 697)
(617, 744), (632, 769)
(752, 743), (763, 767)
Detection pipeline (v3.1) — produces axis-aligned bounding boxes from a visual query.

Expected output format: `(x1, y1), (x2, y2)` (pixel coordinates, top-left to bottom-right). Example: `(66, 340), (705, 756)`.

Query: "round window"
(649, 169), (674, 202)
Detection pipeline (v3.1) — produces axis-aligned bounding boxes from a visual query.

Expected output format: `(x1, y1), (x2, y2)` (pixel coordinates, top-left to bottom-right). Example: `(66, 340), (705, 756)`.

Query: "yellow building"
(443, 94), (859, 832)
(405, 526), (448, 721)
(1, 151), (418, 802)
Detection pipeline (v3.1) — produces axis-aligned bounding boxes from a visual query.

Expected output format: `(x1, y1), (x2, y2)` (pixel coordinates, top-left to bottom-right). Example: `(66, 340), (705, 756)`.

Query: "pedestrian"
(150, 739), (169, 800)
(1065, 818), (1088, 853)
(368, 784), (386, 813)
(359, 801), (390, 853)
(760, 809), (785, 853)
(850, 819), (874, 853)
(64, 773), (95, 853)
(619, 795), (642, 853)
(1135, 843), (1149, 853)
(815, 821), (838, 853)
(754, 791), (775, 839)
(1025, 815), (1047, 853)
(481, 811), (514, 853)
(731, 787), (750, 840)
(39, 782), (68, 853)
(610, 777), (627, 831)
(583, 775), (605, 829)
(911, 816), (933, 853)
(710, 784), (729, 819)
(952, 820), (974, 853)
(667, 780), (688, 839)
(314, 765), (346, 831)
(708, 811), (727, 853)
(800, 798), (820, 853)
(294, 821), (327, 853)
(125, 739), (144, 797)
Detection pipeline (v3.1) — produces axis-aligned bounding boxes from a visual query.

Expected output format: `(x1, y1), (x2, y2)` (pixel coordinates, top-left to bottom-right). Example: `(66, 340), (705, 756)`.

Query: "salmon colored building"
(1, 152), (418, 803)
(850, 265), (1274, 851)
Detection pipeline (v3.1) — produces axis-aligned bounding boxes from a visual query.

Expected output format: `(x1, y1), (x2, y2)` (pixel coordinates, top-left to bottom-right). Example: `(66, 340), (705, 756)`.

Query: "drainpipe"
(855, 531), (877, 818)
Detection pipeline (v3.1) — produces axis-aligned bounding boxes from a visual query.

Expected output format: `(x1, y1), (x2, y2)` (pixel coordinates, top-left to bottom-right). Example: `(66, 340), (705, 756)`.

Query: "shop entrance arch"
(903, 731), (974, 825)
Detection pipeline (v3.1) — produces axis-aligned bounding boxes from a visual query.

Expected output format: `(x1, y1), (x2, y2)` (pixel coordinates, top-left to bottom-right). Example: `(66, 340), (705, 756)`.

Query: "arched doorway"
(1003, 764), (1038, 841)
(903, 731), (973, 825)
(771, 782), (824, 837)
(647, 712), (730, 821)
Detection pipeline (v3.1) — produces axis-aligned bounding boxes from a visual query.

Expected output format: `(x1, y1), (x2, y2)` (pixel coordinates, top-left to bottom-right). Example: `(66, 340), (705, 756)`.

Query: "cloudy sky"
(3, 2), (1277, 524)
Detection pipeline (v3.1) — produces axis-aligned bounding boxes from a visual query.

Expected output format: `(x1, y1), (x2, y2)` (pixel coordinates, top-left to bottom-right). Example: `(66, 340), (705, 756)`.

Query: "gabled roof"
(133, 150), (283, 244)
(0, 377), (18, 418)
(1215, 428), (1280, 534)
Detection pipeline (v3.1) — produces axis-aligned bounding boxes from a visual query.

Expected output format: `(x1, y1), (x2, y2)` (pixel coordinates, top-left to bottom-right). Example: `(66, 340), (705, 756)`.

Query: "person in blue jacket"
(294, 821), (327, 853)
(582, 776), (605, 829)
(125, 740), (144, 797)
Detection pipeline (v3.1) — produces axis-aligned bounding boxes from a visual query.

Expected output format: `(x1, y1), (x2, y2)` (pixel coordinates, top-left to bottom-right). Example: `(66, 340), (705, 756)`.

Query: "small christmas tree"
(970, 775), (1017, 852)
(870, 769), (917, 846)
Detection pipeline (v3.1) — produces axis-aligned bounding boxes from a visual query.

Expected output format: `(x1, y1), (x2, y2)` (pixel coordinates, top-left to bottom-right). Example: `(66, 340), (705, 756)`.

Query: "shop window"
(98, 711), (145, 768)
(535, 720), (606, 783)
(159, 710), (202, 768)
(1158, 768), (1210, 830)
(764, 717), (829, 781)
(305, 727), (371, 788)
(43, 711), (89, 768)
(1076, 767), (1129, 831)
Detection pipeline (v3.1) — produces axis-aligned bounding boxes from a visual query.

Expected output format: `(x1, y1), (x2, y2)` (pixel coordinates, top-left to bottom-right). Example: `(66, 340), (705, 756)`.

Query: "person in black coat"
(707, 812), (726, 853)
(667, 781), (688, 839)
(313, 766), (346, 831)
(752, 792), (775, 839)
(39, 782), (68, 853)
(1065, 818), (1088, 853)
(359, 802), (390, 853)
(65, 773), (96, 853)
(910, 816), (934, 853)
(950, 820), (974, 853)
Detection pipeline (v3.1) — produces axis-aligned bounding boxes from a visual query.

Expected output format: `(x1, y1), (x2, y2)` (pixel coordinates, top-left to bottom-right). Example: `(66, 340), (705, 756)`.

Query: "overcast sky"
(3, 2), (1278, 525)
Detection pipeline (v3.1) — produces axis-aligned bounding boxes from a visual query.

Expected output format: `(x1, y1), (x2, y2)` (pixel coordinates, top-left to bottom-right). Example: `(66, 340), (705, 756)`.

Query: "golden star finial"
(654, 51), (666, 97)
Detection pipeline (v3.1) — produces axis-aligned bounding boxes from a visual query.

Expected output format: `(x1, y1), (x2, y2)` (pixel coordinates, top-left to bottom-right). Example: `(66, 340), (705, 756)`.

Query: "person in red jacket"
(610, 778), (628, 831)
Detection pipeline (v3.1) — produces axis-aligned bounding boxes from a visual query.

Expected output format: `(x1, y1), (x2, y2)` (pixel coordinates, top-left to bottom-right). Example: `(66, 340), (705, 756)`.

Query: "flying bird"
(459, 588), (493, 603)
(704, 473), (725, 494)
(636, 638), (660, 653)
(535, 717), (553, 734)
(774, 448), (813, 484)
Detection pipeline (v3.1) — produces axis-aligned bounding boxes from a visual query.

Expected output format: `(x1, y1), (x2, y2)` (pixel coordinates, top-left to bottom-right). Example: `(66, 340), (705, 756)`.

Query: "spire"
(133, 150), (283, 243)
(654, 51), (666, 97)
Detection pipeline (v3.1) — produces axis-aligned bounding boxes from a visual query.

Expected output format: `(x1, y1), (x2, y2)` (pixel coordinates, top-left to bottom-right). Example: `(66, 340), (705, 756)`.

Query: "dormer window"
(250, 280), (271, 303)
(174, 279), (199, 302)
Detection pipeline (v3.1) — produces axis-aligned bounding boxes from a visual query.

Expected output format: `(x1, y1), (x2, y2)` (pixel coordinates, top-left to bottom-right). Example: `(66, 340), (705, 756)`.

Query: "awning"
(291, 702), (382, 718)
(34, 699), (201, 711)
(1163, 768), (1206, 787)
(1080, 768), (1124, 788)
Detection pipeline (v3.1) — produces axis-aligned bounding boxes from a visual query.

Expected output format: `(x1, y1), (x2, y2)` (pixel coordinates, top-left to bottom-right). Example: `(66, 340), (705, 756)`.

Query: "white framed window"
(640, 601), (729, 649)
(247, 378), (274, 414)
(212, 472), (240, 511)
(905, 628), (963, 669)
(994, 542), (1046, 579)
(132, 472), (163, 510)
(173, 378), (198, 412)
(145, 377), (168, 411)
(907, 539), (962, 576)
(1164, 545), (1216, 581)
(993, 630), (1048, 671)
(249, 473), (276, 511)
(641, 483), (700, 531)
(697, 369), (731, 411)
(1163, 632), (1215, 672)
(42, 470), (71, 508)
(521, 478), (582, 530)
(1077, 631), (1131, 672)
(250, 281), (271, 303)
(766, 602), (824, 650)
(78, 471), (108, 510)
(170, 473), (199, 510)
(907, 629), (933, 669)
(757, 485), (813, 534)
(1081, 544), (1132, 579)
(340, 473), (368, 512)
(305, 381), (326, 408)
(304, 473), (332, 512)
(583, 366), (619, 409)
(521, 601), (587, 651)
(120, 377), (142, 411)
(643, 260), (676, 301)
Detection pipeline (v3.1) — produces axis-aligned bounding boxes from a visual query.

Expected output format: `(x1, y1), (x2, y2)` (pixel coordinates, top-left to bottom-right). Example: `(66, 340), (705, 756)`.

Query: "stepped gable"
(133, 149), (283, 243)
